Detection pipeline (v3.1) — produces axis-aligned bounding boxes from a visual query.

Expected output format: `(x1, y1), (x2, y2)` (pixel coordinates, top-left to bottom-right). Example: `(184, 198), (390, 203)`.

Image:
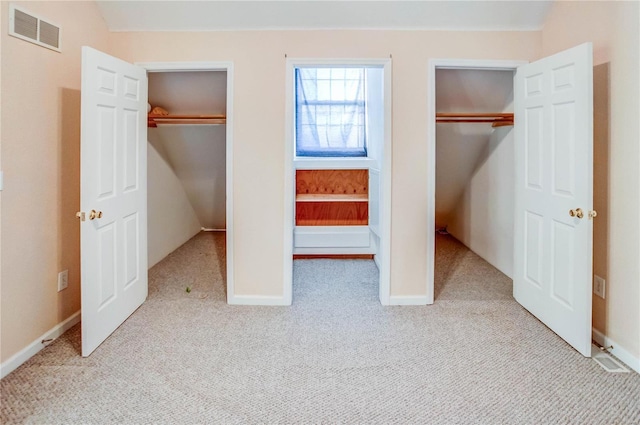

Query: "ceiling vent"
(9, 4), (61, 53)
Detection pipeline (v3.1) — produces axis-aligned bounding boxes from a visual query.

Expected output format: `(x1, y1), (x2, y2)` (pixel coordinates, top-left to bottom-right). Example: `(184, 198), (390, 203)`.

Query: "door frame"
(426, 59), (527, 304)
(284, 58), (393, 305)
(135, 61), (236, 302)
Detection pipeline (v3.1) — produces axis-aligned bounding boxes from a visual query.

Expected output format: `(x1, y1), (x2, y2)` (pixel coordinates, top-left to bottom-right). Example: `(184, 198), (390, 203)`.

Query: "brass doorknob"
(569, 208), (584, 219)
(89, 210), (103, 220)
(589, 210), (598, 219)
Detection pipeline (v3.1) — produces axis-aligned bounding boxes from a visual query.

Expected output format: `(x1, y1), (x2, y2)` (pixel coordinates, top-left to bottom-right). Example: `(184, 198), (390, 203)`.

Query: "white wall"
(434, 69), (515, 227)
(150, 125), (227, 230)
(148, 71), (227, 231)
(447, 127), (515, 278)
(366, 66), (384, 241)
(435, 124), (493, 227)
(147, 134), (202, 268)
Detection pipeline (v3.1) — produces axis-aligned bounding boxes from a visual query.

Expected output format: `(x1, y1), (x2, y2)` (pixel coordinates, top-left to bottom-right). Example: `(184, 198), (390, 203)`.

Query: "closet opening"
(284, 59), (392, 305)
(143, 64), (233, 299)
(433, 68), (516, 301)
(428, 46), (596, 356)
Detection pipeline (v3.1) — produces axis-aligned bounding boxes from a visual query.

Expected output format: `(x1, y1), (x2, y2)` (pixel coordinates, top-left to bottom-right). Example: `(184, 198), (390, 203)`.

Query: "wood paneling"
(296, 202), (368, 226)
(296, 169), (368, 195)
(295, 169), (369, 226)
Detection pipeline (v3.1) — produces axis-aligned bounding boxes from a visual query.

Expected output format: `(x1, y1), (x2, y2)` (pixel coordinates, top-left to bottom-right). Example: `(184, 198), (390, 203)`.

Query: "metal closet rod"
(436, 112), (514, 127)
(148, 114), (227, 128)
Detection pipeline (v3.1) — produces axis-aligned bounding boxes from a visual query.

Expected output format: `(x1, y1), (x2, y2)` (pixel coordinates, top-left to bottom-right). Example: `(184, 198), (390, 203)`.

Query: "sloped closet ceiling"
(149, 72), (227, 115)
(148, 71), (227, 229)
(435, 69), (514, 225)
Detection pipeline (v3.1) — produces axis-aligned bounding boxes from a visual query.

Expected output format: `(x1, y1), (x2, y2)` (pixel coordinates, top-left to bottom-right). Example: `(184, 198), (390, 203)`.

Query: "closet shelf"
(296, 193), (368, 203)
(148, 114), (226, 128)
(436, 112), (514, 127)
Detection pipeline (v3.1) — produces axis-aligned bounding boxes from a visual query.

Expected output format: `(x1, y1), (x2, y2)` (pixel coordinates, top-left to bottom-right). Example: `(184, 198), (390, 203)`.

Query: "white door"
(514, 43), (593, 357)
(80, 46), (148, 356)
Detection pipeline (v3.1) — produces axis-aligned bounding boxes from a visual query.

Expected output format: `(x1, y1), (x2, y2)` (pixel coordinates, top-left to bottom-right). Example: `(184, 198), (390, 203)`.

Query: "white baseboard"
(227, 295), (291, 306)
(592, 328), (640, 374)
(373, 254), (381, 270)
(388, 295), (429, 306)
(1, 310), (81, 379)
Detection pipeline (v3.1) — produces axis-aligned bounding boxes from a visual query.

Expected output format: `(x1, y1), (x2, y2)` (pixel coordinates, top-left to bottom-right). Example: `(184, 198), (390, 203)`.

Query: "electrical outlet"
(57, 270), (68, 292)
(593, 275), (605, 299)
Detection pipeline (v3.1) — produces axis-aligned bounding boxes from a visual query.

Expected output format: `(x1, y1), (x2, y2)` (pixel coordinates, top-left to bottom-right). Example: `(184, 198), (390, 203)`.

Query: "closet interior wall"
(147, 71), (227, 267)
(435, 69), (515, 278)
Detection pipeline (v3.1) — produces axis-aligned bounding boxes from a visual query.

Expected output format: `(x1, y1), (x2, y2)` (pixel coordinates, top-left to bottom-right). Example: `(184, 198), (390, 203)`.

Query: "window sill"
(294, 157), (375, 170)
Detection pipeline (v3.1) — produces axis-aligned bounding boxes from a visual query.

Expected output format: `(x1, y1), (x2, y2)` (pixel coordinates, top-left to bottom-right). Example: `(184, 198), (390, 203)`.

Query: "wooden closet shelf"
(436, 112), (514, 127)
(148, 114), (226, 128)
(296, 193), (368, 202)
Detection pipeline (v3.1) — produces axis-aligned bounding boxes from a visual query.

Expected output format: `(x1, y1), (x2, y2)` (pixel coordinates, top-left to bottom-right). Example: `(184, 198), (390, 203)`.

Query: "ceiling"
(96, 0), (554, 32)
(148, 71), (227, 114)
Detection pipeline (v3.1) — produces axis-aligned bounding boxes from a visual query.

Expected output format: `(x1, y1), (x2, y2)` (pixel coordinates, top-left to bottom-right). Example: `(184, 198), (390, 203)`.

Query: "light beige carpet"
(1, 232), (639, 424)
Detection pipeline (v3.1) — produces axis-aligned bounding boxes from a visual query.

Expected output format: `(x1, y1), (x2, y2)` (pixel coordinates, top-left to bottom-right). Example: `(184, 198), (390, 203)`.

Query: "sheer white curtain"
(295, 67), (367, 157)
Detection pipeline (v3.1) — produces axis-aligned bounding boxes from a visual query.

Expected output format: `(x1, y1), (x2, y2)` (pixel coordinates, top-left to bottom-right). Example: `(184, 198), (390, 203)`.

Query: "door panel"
(514, 43), (593, 356)
(80, 46), (148, 356)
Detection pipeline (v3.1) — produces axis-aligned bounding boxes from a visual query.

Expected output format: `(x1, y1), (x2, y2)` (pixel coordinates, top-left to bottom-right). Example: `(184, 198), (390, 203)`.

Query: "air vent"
(591, 345), (629, 373)
(9, 4), (61, 52)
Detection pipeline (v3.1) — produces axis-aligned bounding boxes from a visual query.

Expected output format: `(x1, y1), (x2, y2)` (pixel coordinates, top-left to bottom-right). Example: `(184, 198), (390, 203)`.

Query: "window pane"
(331, 68), (346, 79)
(317, 80), (331, 101)
(297, 68), (313, 80)
(331, 80), (345, 101)
(317, 68), (331, 79)
(345, 79), (360, 99)
(295, 67), (367, 157)
(345, 68), (362, 79)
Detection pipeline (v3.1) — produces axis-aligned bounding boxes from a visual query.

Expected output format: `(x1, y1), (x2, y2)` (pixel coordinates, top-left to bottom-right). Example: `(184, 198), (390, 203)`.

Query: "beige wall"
(0, 1), (3, 361)
(5, 0), (634, 366)
(542, 0), (640, 358)
(0, 1), (111, 362)
(110, 30), (540, 298)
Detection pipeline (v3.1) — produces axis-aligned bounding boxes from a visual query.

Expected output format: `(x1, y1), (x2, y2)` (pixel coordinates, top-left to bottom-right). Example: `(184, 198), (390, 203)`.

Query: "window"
(295, 67), (367, 157)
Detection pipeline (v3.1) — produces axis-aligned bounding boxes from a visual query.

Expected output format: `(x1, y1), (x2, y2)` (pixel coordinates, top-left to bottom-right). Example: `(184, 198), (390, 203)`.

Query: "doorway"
(433, 67), (516, 299)
(139, 62), (235, 301)
(426, 44), (595, 357)
(283, 59), (393, 305)
(80, 50), (236, 356)
(426, 59), (525, 305)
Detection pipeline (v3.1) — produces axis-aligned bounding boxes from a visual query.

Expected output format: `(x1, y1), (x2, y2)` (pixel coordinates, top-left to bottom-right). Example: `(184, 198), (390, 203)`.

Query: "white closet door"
(513, 43), (594, 356)
(80, 46), (148, 356)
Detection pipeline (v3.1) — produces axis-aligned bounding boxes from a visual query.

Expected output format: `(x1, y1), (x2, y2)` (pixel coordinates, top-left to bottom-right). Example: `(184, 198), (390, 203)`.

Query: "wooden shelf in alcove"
(148, 114), (226, 128)
(295, 169), (369, 226)
(295, 202), (368, 226)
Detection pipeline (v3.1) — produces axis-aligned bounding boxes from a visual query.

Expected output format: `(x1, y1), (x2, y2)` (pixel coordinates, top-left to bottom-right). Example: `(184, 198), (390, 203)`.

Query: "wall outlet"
(57, 270), (68, 292)
(593, 275), (605, 299)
